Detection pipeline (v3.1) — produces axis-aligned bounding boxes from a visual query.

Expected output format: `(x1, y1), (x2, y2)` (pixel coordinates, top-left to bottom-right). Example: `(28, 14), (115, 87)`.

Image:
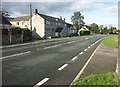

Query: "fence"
(1, 29), (32, 46)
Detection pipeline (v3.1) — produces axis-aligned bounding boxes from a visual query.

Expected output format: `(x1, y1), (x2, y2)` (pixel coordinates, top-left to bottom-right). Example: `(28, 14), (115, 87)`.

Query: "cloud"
(104, 5), (118, 14)
(2, 1), (118, 28)
(2, 2), (30, 17)
(2, 0), (119, 2)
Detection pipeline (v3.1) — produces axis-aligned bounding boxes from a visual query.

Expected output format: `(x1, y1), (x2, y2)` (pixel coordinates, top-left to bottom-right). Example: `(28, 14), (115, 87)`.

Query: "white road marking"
(43, 46), (51, 49)
(85, 38), (88, 40)
(95, 41), (98, 44)
(33, 78), (49, 87)
(84, 49), (87, 51)
(67, 41), (75, 44)
(88, 46), (90, 49)
(0, 51), (31, 60)
(52, 44), (62, 47)
(90, 44), (93, 47)
(44, 44), (63, 50)
(71, 56), (77, 61)
(37, 49), (39, 51)
(58, 64), (68, 71)
(79, 52), (83, 55)
(71, 43), (101, 85)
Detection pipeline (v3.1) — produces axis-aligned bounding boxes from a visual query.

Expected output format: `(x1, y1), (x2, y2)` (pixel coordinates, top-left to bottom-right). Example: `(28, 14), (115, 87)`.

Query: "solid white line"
(71, 56), (77, 61)
(0, 51), (31, 60)
(34, 78), (49, 87)
(79, 52), (83, 55)
(58, 64), (68, 71)
(84, 49), (87, 51)
(71, 43), (101, 85)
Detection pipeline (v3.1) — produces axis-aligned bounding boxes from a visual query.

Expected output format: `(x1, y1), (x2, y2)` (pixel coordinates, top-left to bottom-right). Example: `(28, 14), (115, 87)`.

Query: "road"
(2, 35), (106, 86)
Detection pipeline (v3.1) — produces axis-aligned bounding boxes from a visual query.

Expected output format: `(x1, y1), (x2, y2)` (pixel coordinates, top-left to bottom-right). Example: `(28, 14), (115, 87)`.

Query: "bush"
(80, 30), (91, 35)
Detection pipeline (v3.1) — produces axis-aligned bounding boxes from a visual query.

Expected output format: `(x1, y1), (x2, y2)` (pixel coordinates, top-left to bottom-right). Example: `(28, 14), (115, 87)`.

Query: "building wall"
(10, 21), (29, 28)
(45, 20), (68, 38)
(31, 14), (45, 39)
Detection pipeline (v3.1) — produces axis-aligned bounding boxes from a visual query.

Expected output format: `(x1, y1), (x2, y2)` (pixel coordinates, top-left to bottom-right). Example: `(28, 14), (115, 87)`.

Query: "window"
(58, 23), (61, 25)
(55, 19), (58, 21)
(22, 21), (26, 25)
(56, 22), (58, 25)
(17, 22), (19, 25)
(46, 21), (50, 25)
(64, 24), (66, 26)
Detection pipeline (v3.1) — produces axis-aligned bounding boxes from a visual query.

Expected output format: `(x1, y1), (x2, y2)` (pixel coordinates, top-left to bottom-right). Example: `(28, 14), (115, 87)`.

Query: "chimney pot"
(35, 9), (38, 14)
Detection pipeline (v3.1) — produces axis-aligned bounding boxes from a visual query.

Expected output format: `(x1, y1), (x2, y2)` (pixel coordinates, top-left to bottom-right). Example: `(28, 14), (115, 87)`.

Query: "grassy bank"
(72, 72), (119, 86)
(72, 36), (119, 86)
(102, 35), (118, 48)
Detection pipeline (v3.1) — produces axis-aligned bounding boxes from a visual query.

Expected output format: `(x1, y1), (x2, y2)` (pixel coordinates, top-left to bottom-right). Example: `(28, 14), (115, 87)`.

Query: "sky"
(1, 0), (119, 28)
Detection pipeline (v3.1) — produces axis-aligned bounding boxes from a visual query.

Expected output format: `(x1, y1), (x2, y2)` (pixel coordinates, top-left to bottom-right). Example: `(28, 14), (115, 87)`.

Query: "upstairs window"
(46, 21), (50, 25)
(17, 22), (19, 25)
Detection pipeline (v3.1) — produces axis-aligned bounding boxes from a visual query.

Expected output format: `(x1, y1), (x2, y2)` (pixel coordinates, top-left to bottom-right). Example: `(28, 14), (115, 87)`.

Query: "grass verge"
(102, 35), (118, 48)
(72, 72), (119, 86)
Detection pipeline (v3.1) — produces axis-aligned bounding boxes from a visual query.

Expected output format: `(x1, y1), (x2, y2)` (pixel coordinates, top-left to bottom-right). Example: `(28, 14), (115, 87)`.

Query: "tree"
(71, 11), (85, 33)
(110, 27), (117, 34)
(90, 23), (100, 34)
(0, 9), (10, 17)
(103, 26), (109, 34)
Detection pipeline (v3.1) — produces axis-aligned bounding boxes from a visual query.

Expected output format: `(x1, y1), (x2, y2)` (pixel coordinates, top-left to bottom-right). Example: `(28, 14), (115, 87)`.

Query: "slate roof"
(38, 13), (65, 23)
(11, 16), (30, 22)
(11, 13), (66, 23)
(66, 23), (73, 27)
(0, 15), (11, 25)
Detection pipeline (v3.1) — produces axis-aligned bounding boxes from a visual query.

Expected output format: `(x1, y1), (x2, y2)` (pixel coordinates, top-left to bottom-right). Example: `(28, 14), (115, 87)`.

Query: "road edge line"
(70, 42), (101, 85)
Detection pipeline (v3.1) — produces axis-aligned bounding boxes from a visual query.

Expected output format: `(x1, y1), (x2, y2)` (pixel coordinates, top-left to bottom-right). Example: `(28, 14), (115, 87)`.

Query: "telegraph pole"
(30, 3), (32, 40)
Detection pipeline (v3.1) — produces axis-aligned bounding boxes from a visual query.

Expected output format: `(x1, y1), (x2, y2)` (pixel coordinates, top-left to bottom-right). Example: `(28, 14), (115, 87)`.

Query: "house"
(67, 23), (77, 36)
(0, 15), (12, 29)
(10, 16), (30, 29)
(10, 9), (68, 39)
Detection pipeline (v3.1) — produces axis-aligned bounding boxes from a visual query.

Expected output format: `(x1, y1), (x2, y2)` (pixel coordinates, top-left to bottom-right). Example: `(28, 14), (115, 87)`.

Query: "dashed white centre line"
(0, 51), (31, 60)
(79, 52), (83, 55)
(44, 46), (51, 49)
(37, 49), (39, 51)
(84, 49), (87, 51)
(58, 64), (68, 71)
(33, 78), (49, 87)
(88, 46), (90, 49)
(95, 41), (97, 44)
(90, 44), (93, 47)
(71, 56), (77, 61)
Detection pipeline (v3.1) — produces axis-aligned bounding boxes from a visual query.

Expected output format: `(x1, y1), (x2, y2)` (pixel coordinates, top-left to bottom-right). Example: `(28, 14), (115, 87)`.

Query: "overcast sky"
(2, 0), (119, 28)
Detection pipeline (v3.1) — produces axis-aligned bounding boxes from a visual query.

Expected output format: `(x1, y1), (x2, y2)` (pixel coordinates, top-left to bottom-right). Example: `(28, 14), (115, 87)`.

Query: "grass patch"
(72, 72), (119, 86)
(102, 35), (118, 48)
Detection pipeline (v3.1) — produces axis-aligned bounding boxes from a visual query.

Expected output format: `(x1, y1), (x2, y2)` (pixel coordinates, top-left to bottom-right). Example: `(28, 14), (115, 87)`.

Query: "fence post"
(21, 30), (24, 43)
(8, 29), (12, 44)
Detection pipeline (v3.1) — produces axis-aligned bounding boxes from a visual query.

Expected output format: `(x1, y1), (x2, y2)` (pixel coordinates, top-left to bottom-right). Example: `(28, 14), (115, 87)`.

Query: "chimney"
(60, 16), (62, 20)
(63, 18), (65, 21)
(35, 9), (38, 14)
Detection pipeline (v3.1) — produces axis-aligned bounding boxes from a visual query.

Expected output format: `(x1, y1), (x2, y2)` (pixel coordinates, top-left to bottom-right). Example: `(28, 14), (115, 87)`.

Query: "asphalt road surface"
(1, 35), (106, 86)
